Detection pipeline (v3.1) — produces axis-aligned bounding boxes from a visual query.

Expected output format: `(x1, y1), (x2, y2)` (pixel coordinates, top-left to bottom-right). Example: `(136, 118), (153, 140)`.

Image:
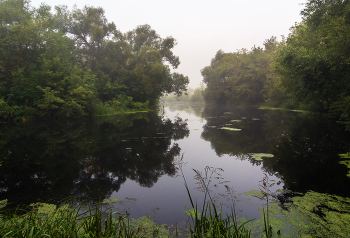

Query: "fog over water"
(30, 0), (307, 88)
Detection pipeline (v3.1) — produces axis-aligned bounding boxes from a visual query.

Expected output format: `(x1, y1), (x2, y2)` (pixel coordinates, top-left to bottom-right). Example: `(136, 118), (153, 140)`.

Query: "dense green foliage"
(201, 38), (288, 107)
(0, 0), (189, 121)
(276, 0), (350, 118)
(201, 0), (350, 121)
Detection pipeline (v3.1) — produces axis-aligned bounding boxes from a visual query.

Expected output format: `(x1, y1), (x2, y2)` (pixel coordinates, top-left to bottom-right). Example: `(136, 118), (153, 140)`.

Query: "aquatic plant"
(0, 199), (171, 237)
(175, 155), (253, 237)
(248, 153), (274, 161)
(220, 127), (242, 131)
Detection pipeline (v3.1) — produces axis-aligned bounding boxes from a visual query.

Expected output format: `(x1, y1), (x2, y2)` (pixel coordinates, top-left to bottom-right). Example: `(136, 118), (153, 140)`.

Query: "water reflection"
(199, 105), (350, 196)
(0, 112), (189, 208)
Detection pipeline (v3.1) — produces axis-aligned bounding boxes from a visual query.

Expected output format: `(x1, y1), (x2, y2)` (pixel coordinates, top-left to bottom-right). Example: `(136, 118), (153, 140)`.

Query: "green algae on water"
(243, 190), (264, 197)
(246, 191), (350, 237)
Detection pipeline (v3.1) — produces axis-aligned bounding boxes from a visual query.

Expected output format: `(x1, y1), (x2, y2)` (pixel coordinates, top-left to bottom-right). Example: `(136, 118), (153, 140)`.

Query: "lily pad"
(102, 198), (118, 204)
(244, 190), (264, 197)
(249, 153), (274, 160)
(220, 127), (241, 131)
(230, 120), (242, 122)
(126, 148), (132, 150)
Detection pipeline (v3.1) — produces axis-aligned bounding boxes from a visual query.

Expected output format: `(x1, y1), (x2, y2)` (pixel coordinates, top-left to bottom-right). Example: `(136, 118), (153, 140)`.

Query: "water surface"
(0, 104), (349, 227)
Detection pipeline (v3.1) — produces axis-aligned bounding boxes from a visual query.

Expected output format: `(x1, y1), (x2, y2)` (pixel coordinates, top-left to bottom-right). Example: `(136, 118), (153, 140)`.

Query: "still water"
(0, 103), (349, 227)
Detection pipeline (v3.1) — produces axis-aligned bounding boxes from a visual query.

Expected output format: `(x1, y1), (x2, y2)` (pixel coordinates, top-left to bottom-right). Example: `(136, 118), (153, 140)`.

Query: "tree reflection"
(200, 106), (350, 196)
(0, 112), (189, 207)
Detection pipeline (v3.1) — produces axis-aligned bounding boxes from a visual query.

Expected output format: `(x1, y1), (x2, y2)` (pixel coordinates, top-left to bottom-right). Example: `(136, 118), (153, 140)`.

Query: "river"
(0, 103), (349, 235)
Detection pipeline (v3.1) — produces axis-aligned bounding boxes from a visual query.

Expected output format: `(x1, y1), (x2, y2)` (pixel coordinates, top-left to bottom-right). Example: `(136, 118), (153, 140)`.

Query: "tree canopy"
(201, 0), (350, 122)
(0, 0), (189, 121)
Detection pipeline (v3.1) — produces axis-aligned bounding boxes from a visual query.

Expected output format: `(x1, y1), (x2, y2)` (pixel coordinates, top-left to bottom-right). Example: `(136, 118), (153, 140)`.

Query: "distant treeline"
(0, 0), (189, 121)
(162, 84), (205, 104)
(201, 0), (350, 121)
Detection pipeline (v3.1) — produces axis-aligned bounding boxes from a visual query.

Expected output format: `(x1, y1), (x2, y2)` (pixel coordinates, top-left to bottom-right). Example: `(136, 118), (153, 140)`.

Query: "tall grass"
(176, 155), (253, 237)
(0, 199), (168, 238)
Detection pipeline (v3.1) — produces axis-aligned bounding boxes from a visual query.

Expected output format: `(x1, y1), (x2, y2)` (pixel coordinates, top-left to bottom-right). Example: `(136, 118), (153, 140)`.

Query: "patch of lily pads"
(102, 198), (119, 204)
(220, 127), (241, 131)
(249, 153), (274, 161)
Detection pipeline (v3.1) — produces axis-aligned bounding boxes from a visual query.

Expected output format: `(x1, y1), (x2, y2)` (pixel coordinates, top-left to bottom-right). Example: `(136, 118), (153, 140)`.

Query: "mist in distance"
(30, 0), (307, 88)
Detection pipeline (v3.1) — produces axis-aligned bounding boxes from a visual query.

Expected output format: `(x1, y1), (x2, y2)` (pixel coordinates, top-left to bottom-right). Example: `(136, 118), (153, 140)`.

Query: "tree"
(276, 0), (350, 116)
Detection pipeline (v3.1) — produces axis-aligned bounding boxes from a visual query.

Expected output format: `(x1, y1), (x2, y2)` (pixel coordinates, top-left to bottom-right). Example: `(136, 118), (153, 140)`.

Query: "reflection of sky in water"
(114, 105), (284, 225)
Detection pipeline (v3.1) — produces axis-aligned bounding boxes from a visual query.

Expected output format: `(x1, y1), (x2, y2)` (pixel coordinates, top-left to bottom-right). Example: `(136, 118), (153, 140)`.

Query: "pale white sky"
(30, 0), (306, 88)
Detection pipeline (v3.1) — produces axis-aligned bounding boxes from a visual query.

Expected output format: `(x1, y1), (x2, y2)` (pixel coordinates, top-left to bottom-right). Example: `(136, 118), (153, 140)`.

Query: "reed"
(176, 155), (253, 237)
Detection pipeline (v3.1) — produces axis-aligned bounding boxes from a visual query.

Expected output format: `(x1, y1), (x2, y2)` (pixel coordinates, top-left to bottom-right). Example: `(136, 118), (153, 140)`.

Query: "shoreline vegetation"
(197, 1), (350, 126)
(0, 0), (189, 122)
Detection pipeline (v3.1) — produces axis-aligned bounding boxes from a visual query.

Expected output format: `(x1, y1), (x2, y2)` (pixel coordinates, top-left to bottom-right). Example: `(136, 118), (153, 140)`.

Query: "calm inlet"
(1, 104), (350, 234)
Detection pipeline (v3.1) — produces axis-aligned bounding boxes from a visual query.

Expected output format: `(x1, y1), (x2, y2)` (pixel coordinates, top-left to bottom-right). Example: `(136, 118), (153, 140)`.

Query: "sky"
(30, 0), (307, 89)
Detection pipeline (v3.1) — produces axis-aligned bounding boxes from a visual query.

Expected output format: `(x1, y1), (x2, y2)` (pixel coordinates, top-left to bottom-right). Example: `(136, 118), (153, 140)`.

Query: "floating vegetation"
(126, 148), (132, 150)
(339, 160), (350, 177)
(246, 190), (350, 237)
(339, 153), (350, 159)
(243, 190), (264, 197)
(242, 117), (247, 119)
(225, 124), (232, 126)
(258, 106), (310, 113)
(249, 153), (274, 161)
(252, 118), (260, 120)
(208, 126), (216, 128)
(102, 198), (118, 204)
(220, 127), (241, 131)
(230, 120), (242, 122)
